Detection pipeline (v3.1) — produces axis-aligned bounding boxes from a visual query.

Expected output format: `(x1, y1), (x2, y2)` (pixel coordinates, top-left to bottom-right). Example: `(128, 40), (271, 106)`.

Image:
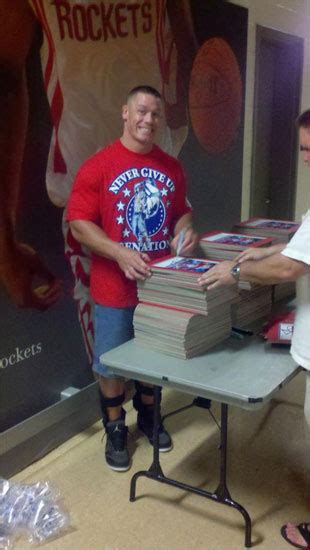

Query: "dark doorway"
(251, 26), (303, 220)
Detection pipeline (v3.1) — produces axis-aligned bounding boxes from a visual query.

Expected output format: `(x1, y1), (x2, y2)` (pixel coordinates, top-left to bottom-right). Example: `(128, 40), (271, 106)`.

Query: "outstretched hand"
(198, 260), (236, 290)
(0, 243), (63, 310)
(236, 247), (270, 264)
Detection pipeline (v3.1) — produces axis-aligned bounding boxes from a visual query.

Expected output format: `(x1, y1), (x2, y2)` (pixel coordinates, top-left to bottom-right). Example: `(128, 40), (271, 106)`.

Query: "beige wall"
(229, 0), (310, 221)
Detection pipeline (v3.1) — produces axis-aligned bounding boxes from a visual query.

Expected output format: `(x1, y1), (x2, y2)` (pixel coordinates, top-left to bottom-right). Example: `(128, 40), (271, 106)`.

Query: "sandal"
(280, 523), (310, 549)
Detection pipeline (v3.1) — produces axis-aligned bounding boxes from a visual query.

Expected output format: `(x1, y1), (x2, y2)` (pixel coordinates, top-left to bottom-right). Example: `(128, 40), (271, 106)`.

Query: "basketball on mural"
(189, 37), (242, 154)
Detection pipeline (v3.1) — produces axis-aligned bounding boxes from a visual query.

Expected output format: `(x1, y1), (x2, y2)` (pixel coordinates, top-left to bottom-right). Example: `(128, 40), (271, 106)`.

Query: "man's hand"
(236, 243), (286, 264)
(69, 220), (152, 281)
(198, 260), (236, 290)
(171, 226), (198, 256)
(115, 246), (151, 281)
(0, 243), (63, 310)
(236, 247), (272, 264)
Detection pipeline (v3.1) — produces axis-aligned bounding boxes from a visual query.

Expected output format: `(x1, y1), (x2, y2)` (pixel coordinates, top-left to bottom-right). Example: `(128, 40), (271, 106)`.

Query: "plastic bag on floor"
(0, 478), (70, 547)
(0, 528), (14, 550)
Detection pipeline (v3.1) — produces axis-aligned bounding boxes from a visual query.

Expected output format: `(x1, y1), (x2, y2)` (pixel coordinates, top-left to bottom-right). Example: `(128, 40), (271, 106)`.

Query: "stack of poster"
(232, 218), (299, 301)
(199, 231), (272, 260)
(137, 256), (237, 314)
(134, 256), (237, 358)
(231, 218), (299, 244)
(199, 231), (273, 325)
(134, 303), (232, 359)
(272, 281), (296, 302)
(231, 286), (273, 328)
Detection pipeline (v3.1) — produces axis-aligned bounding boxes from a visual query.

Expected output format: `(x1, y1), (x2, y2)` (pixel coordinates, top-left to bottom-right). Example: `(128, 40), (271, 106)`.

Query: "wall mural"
(189, 36), (242, 154)
(0, 0), (247, 431)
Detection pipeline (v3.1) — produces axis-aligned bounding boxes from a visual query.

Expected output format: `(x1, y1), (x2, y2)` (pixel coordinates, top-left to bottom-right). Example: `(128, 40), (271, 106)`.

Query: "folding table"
(101, 334), (301, 547)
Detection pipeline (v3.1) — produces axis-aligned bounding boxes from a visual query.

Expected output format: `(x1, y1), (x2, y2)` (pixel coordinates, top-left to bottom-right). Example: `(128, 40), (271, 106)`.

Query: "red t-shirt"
(67, 140), (191, 307)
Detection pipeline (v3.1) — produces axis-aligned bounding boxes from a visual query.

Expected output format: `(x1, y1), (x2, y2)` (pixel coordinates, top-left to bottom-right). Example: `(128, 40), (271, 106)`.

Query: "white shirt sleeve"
(281, 210), (310, 266)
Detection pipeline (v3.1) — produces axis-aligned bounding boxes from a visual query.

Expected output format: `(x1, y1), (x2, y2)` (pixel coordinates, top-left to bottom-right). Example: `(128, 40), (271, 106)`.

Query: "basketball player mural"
(0, 0), (243, 361)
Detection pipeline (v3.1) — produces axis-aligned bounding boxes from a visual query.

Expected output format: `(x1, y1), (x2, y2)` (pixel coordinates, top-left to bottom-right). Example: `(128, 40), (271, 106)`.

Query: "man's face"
(122, 92), (162, 153)
(299, 127), (310, 165)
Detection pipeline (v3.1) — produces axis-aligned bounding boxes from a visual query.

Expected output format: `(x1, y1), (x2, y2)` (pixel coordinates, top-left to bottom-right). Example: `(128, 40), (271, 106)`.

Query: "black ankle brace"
(99, 391), (125, 424)
(133, 382), (162, 412)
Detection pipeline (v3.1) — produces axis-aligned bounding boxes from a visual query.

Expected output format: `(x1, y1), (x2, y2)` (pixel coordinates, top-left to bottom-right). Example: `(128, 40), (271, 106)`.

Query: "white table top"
(100, 334), (301, 410)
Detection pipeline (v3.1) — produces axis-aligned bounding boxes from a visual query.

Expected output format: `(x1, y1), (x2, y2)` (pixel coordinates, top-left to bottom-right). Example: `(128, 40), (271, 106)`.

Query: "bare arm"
(0, 2), (34, 250)
(235, 243), (286, 263)
(198, 252), (309, 290)
(237, 252), (307, 285)
(69, 220), (152, 281)
(165, 0), (197, 126)
(0, 2), (62, 309)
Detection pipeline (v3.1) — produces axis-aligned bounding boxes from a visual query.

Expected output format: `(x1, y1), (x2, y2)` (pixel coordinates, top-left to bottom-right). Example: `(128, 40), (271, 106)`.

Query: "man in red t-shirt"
(67, 85), (197, 471)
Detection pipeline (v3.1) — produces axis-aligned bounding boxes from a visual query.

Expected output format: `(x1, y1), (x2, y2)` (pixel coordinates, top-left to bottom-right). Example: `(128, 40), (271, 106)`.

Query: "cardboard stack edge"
(134, 255), (238, 359)
(231, 217), (299, 302)
(199, 230), (273, 260)
(134, 218), (300, 358)
(199, 230), (273, 326)
(231, 217), (299, 244)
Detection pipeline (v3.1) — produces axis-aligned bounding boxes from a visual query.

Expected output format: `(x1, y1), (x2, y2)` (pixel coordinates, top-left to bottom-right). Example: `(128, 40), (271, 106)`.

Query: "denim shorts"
(92, 304), (135, 378)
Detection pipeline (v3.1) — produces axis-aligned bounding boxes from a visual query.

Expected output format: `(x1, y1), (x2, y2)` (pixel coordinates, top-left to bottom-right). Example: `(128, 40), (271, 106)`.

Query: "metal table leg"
(129, 390), (252, 547)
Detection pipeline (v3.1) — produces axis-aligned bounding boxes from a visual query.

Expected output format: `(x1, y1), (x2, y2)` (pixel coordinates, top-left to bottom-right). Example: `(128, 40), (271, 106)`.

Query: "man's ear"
(122, 104), (128, 122)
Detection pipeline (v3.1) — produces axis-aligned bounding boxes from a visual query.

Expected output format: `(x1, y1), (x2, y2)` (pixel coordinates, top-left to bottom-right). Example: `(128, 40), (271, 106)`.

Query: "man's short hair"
(127, 85), (162, 102)
(296, 110), (310, 129)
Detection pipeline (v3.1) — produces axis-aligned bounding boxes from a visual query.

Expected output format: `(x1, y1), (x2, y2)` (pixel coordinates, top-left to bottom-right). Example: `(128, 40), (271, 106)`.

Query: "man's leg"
(101, 375), (173, 452)
(93, 305), (135, 471)
(93, 304), (173, 469)
(99, 377), (125, 421)
(280, 372), (310, 549)
(133, 382), (172, 452)
(98, 376), (129, 472)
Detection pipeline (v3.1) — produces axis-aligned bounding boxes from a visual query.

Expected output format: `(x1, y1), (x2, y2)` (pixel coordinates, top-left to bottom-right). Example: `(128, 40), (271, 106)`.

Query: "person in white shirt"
(198, 109), (310, 550)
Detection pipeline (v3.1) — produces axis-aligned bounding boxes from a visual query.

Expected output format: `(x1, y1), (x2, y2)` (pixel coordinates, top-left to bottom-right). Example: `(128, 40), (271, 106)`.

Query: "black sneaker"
(105, 418), (130, 471)
(137, 407), (173, 452)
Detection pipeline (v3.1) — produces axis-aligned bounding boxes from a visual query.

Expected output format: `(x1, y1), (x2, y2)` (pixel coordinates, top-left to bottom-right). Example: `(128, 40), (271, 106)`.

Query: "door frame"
(250, 25), (304, 219)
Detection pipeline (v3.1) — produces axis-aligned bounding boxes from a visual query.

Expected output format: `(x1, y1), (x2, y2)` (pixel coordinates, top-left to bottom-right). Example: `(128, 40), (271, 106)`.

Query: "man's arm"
(236, 243), (286, 263)
(165, 0), (197, 127)
(0, 1), (35, 251)
(0, 1), (62, 309)
(198, 251), (309, 290)
(237, 252), (307, 285)
(69, 220), (151, 281)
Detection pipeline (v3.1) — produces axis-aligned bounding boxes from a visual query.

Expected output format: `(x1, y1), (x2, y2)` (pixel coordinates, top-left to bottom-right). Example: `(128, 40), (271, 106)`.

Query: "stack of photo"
(137, 256), (237, 314)
(232, 217), (300, 301)
(134, 256), (238, 359)
(199, 230), (273, 326)
(133, 303), (233, 359)
(231, 217), (299, 244)
(231, 286), (273, 328)
(199, 230), (273, 260)
(272, 280), (296, 302)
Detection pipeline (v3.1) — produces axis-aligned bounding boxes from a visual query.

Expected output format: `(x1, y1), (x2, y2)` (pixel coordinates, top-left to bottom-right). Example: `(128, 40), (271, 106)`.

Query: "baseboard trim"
(0, 382), (101, 478)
